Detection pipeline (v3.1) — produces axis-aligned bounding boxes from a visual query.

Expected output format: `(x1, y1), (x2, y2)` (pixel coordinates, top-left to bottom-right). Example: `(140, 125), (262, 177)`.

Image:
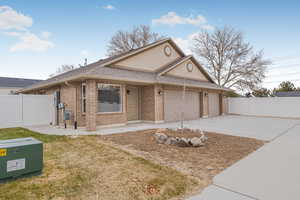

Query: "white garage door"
(208, 93), (220, 117)
(164, 90), (200, 122)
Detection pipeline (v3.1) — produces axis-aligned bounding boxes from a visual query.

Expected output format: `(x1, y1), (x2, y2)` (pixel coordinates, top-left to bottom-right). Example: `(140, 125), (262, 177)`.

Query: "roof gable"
(159, 56), (214, 83)
(110, 40), (185, 72)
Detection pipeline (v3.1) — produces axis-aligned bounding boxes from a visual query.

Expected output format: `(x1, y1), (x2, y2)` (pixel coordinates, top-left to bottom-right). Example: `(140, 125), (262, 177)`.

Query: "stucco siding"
(166, 59), (209, 81)
(114, 42), (181, 72)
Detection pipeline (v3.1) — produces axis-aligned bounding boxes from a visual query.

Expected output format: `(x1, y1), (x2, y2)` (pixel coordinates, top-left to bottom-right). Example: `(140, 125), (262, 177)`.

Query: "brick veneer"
(86, 80), (97, 131)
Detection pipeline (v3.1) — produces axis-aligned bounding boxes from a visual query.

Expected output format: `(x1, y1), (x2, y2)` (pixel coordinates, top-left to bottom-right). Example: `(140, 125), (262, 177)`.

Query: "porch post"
(201, 90), (209, 118)
(154, 84), (164, 122)
(86, 80), (97, 131)
(219, 93), (223, 115)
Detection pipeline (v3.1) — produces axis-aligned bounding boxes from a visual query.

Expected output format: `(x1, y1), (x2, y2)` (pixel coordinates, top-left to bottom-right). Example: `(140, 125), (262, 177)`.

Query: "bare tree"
(107, 25), (164, 56)
(49, 65), (76, 77)
(191, 27), (270, 91)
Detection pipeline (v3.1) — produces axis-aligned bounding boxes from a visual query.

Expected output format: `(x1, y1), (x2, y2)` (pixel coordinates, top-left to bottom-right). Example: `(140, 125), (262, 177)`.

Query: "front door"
(126, 87), (139, 121)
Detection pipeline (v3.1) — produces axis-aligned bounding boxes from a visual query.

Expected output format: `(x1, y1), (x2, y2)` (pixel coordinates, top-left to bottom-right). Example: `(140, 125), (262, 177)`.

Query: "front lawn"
(0, 128), (66, 143)
(0, 128), (198, 200)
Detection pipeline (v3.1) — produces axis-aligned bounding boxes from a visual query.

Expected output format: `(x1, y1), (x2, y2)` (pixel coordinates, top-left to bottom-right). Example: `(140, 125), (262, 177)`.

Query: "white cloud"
(80, 50), (89, 57)
(172, 32), (200, 55)
(9, 32), (54, 52)
(0, 6), (33, 30)
(102, 5), (115, 10)
(1, 6), (54, 52)
(173, 37), (192, 55)
(152, 12), (207, 27)
(41, 31), (52, 39)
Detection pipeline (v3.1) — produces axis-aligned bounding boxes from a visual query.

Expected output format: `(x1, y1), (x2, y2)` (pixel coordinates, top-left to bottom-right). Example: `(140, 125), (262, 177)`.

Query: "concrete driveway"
(188, 118), (300, 200)
(184, 115), (300, 141)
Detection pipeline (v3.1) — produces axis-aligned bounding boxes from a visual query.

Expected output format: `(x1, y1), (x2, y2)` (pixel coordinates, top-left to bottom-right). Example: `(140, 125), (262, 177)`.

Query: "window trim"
(97, 83), (123, 114)
(81, 83), (86, 113)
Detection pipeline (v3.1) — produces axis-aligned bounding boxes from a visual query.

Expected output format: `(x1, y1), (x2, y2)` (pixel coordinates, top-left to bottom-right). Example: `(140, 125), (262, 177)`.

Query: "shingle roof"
(274, 91), (300, 97)
(20, 38), (229, 92)
(0, 77), (42, 88)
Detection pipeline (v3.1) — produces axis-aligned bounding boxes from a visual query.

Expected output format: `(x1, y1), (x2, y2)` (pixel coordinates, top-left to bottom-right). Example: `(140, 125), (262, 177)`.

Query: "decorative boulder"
(165, 137), (177, 145)
(177, 137), (190, 147)
(154, 133), (168, 144)
(199, 131), (208, 142)
(190, 137), (204, 147)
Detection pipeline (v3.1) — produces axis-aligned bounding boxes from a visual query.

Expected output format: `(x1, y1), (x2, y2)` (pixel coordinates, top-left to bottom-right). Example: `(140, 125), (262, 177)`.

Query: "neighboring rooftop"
(274, 91), (300, 97)
(0, 77), (42, 88)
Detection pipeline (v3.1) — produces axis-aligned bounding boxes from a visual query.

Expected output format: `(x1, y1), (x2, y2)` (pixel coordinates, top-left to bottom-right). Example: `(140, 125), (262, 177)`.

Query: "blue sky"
(1, 0), (300, 89)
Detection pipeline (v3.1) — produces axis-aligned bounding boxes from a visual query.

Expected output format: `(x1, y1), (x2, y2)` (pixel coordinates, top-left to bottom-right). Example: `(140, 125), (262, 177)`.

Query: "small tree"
(106, 25), (164, 56)
(50, 65), (76, 77)
(275, 81), (296, 92)
(191, 26), (270, 91)
(252, 88), (271, 97)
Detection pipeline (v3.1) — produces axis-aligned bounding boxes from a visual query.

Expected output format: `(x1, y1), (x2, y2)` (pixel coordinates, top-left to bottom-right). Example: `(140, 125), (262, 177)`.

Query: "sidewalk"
(188, 122), (300, 200)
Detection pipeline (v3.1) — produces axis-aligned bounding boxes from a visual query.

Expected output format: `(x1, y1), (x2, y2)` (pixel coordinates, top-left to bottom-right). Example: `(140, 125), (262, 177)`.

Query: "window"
(97, 84), (122, 113)
(81, 83), (86, 113)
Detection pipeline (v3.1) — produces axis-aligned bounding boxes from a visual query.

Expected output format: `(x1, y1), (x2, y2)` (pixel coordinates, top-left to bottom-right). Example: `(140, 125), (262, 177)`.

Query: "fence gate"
(0, 95), (55, 128)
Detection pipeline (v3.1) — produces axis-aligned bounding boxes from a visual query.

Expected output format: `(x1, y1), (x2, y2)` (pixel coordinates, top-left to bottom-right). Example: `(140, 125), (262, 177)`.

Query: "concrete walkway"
(24, 115), (299, 141)
(188, 121), (300, 200)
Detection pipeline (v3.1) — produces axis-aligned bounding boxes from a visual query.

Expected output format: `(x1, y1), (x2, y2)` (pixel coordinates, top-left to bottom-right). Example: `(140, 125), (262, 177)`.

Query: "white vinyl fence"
(228, 97), (300, 118)
(0, 95), (55, 128)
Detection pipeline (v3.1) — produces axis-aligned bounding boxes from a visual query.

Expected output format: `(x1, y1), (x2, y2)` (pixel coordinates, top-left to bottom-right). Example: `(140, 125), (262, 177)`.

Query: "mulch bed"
(99, 129), (265, 192)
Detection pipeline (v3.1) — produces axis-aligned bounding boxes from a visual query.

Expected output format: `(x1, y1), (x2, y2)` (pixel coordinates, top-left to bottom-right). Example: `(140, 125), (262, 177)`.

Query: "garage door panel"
(208, 93), (220, 117)
(164, 90), (200, 122)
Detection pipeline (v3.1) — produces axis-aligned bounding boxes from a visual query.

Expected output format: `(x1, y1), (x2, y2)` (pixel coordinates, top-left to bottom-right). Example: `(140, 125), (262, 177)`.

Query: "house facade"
(20, 38), (229, 131)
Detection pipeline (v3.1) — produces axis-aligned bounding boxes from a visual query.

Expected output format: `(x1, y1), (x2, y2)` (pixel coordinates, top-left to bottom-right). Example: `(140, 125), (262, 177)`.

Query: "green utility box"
(0, 137), (43, 182)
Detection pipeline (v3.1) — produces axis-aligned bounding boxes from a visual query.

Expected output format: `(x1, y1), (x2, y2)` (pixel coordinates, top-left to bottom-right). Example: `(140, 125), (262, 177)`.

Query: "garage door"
(208, 93), (220, 117)
(164, 90), (200, 122)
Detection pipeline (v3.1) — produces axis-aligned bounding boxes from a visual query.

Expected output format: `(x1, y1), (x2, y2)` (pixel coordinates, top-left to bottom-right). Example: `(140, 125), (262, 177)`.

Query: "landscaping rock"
(191, 137), (204, 147)
(177, 137), (190, 147)
(200, 131), (208, 142)
(154, 133), (168, 144)
(165, 137), (177, 145)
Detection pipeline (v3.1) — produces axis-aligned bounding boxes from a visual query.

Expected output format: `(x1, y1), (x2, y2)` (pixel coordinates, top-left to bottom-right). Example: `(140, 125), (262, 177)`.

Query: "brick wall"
(86, 80), (97, 131)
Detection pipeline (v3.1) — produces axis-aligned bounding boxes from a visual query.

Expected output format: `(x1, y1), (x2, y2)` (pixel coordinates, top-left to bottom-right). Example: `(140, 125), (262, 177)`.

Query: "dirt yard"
(0, 128), (198, 200)
(100, 129), (265, 196)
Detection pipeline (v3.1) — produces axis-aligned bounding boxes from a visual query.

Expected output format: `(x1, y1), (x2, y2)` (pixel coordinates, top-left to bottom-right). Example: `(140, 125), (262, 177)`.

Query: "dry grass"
(100, 129), (265, 195)
(0, 129), (198, 200)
